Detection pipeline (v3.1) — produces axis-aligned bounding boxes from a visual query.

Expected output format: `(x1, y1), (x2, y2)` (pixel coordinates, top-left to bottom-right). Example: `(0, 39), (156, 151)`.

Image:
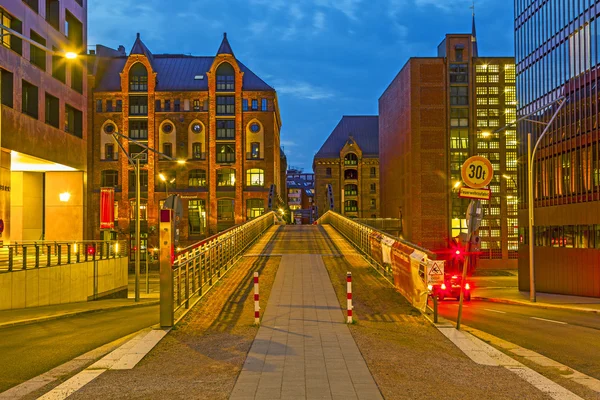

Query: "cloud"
(249, 21), (268, 36)
(249, 0), (287, 10)
(313, 12), (326, 32)
(276, 81), (335, 100)
(314, 0), (363, 20)
(281, 140), (298, 147)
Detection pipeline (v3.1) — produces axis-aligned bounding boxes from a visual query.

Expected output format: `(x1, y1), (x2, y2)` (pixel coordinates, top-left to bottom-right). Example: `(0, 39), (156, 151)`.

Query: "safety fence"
(166, 211), (276, 321)
(0, 240), (127, 272)
(317, 211), (437, 312)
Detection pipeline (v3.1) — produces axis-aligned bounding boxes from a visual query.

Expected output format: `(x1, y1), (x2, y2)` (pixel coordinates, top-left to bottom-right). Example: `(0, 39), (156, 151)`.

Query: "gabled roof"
(217, 32), (234, 56)
(314, 116), (379, 159)
(130, 33), (154, 62)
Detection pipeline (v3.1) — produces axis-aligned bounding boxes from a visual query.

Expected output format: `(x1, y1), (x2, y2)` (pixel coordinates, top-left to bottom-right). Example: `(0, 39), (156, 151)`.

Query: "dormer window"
(129, 63), (148, 92)
(216, 62), (235, 91)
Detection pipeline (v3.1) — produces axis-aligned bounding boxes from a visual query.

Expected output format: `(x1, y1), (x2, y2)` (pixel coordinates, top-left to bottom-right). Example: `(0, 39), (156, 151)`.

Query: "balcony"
(190, 152), (207, 161)
(246, 152), (264, 160)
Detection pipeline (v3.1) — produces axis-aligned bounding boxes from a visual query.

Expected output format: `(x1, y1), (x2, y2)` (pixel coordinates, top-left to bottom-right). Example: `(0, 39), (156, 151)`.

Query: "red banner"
(100, 188), (115, 230)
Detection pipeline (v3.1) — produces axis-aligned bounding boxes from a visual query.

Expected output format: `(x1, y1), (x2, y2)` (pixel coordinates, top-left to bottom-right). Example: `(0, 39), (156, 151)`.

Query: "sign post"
(159, 209), (174, 328)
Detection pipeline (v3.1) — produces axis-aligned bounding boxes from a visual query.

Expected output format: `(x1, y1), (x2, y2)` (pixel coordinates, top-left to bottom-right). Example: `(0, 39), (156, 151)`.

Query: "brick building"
(379, 22), (517, 269)
(286, 169), (315, 224)
(313, 116), (380, 219)
(87, 33), (283, 254)
(0, 0), (87, 243)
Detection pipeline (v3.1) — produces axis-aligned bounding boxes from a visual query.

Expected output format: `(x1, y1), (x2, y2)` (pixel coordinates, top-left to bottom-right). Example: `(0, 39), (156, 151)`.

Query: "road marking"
(530, 317), (567, 325)
(484, 308), (506, 314)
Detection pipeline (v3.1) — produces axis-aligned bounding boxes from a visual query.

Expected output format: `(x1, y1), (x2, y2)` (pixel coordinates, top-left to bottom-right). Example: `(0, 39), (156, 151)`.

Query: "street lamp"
(159, 173), (175, 196)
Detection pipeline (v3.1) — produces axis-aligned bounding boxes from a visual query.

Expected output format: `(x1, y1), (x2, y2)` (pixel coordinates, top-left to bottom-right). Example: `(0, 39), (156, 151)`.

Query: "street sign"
(427, 260), (445, 285)
(458, 187), (491, 200)
(466, 200), (484, 234)
(461, 156), (494, 189)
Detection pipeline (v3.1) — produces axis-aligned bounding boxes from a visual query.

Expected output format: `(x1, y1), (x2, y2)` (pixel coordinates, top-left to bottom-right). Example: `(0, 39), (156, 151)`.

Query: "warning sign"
(427, 260), (445, 285)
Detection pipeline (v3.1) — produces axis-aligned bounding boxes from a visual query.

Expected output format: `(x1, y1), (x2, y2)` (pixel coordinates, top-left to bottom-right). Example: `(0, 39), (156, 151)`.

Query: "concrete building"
(286, 169), (314, 224)
(313, 116), (380, 219)
(0, 0), (87, 243)
(379, 21), (517, 269)
(515, 1), (600, 297)
(87, 33), (283, 253)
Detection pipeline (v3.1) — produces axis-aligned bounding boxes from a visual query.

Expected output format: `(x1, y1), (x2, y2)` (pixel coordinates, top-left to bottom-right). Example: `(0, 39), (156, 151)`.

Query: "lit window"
(477, 97), (488, 105)
(247, 199), (264, 219)
(188, 200), (206, 234)
(476, 75), (488, 83)
(477, 109), (488, 117)
(488, 65), (499, 73)
(217, 168), (236, 186)
(476, 65), (488, 73)
(477, 119), (488, 127)
(488, 98), (499, 105)
(188, 169), (207, 187)
(246, 168), (264, 186)
(489, 87), (499, 95)
(489, 75), (499, 83)
(476, 87), (488, 95)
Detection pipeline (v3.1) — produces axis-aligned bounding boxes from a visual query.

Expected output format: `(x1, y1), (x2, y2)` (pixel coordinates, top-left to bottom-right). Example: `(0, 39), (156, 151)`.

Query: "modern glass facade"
(515, 0), (600, 297)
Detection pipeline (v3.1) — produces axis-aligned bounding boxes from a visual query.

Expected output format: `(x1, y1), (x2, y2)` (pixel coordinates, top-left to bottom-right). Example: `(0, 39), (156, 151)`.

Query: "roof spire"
(217, 32), (234, 56)
(470, 1), (478, 56)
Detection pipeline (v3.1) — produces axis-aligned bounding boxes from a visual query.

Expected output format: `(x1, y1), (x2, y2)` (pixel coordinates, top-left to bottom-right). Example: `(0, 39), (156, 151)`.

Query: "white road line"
(530, 317), (567, 325)
(484, 308), (507, 314)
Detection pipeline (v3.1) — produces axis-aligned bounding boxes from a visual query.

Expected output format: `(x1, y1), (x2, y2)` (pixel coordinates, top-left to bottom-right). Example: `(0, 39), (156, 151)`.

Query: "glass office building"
(515, 0), (600, 297)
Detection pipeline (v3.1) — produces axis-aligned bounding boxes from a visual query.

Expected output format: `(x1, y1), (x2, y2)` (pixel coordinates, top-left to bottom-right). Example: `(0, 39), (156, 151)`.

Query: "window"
(217, 168), (236, 187)
(455, 49), (463, 62)
(51, 49), (66, 83)
(450, 86), (468, 105)
(250, 123), (261, 133)
(105, 144), (116, 160)
(326, 168), (332, 177)
(191, 122), (202, 134)
(344, 153), (358, 166)
(103, 123), (116, 134)
(188, 169), (207, 187)
(183, 99), (189, 111)
(261, 98), (268, 111)
(242, 99), (248, 111)
(216, 63), (235, 91)
(30, 30), (46, 71)
(106, 100), (113, 112)
(370, 199), (376, 209)
(46, 0), (60, 30)
(129, 200), (148, 220)
(1, 11), (22, 55)
(193, 99), (200, 111)
(23, 0), (39, 14)
(65, 11), (83, 48)
(115, 99), (122, 112)
(155, 99), (162, 112)
(247, 199), (264, 219)
(192, 143), (204, 160)
(101, 170), (118, 187)
(163, 143), (172, 158)
(345, 184), (358, 196)
(251, 99), (258, 111)
(250, 142), (260, 159)
(217, 96), (235, 115)
(449, 64), (468, 83)
(65, 105), (82, 137)
(71, 63), (83, 93)
(216, 120), (235, 139)
(344, 200), (358, 212)
(114, 201), (119, 222)
(188, 200), (206, 235)
(370, 183), (376, 193)
(247, 168), (264, 186)
(96, 99), (102, 112)
(129, 121), (148, 139)
(450, 108), (469, 127)
(45, 93), (59, 128)
(174, 99), (180, 112)
(128, 170), (149, 191)
(345, 169), (358, 179)
(22, 80), (38, 118)
(216, 144), (235, 163)
(129, 96), (148, 115)
(164, 100), (171, 111)
(0, 69), (13, 108)
(370, 167), (376, 178)
(129, 63), (148, 92)
(217, 199), (234, 221)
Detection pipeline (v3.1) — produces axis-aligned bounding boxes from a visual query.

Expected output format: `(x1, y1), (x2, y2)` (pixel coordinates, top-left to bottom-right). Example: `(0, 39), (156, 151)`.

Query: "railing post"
(76, 243), (81, 263)
(57, 244), (62, 265)
(22, 246), (27, 270)
(159, 208), (175, 328)
(185, 262), (190, 309)
(209, 244), (214, 286)
(47, 245), (51, 267)
(35, 245), (40, 268)
(67, 244), (71, 264)
(8, 246), (13, 271)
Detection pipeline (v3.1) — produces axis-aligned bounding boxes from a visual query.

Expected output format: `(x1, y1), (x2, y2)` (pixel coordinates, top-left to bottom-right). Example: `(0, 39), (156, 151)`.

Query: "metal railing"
(0, 240), (128, 272)
(167, 211), (276, 318)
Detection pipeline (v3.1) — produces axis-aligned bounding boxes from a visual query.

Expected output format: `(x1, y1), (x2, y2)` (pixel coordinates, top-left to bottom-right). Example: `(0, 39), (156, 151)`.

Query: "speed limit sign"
(461, 156), (493, 189)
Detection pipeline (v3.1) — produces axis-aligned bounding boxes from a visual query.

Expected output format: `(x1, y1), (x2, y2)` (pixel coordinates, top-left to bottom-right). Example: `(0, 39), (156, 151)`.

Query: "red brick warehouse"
(87, 33), (284, 260)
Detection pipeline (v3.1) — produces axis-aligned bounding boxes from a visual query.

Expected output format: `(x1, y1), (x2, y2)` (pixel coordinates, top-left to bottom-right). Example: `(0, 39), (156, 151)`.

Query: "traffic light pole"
(456, 199), (481, 331)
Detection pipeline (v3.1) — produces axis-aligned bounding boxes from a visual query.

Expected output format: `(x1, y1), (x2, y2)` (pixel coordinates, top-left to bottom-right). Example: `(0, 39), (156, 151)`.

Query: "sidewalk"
(472, 272), (600, 312)
(230, 253), (382, 400)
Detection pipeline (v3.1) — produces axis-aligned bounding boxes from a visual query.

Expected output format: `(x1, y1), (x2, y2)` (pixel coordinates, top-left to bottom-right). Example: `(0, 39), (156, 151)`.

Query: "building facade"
(515, 0), (600, 297)
(313, 116), (380, 219)
(286, 169), (315, 224)
(379, 24), (517, 270)
(87, 33), (283, 255)
(0, 0), (87, 243)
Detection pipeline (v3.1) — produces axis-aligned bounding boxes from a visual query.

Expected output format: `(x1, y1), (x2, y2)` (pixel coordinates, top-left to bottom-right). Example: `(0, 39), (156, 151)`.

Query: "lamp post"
(159, 173), (175, 197)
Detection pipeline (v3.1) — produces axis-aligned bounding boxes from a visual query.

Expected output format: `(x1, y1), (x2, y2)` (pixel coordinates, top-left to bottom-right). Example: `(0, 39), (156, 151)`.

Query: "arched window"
(216, 62), (235, 91)
(344, 153), (358, 166)
(101, 170), (118, 187)
(217, 168), (236, 187)
(246, 168), (264, 186)
(344, 169), (358, 180)
(344, 200), (358, 212)
(129, 63), (148, 91)
(189, 169), (207, 187)
(344, 184), (358, 196)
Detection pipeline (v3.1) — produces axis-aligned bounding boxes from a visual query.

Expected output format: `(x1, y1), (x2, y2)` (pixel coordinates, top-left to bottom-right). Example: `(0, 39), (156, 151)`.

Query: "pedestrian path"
(230, 253), (382, 400)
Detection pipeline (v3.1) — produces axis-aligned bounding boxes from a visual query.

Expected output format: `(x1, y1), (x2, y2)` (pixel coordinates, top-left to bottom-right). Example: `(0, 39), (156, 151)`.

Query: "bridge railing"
(0, 240), (128, 272)
(317, 211), (436, 312)
(161, 211), (276, 326)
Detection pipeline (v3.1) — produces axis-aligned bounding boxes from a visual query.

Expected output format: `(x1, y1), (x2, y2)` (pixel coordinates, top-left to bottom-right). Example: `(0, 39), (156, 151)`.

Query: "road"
(0, 305), (158, 393)
(438, 299), (600, 379)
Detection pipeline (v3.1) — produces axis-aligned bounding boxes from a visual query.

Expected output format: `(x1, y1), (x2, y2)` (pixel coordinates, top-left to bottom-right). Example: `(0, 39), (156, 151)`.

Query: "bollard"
(432, 295), (438, 324)
(254, 272), (260, 325)
(347, 272), (353, 323)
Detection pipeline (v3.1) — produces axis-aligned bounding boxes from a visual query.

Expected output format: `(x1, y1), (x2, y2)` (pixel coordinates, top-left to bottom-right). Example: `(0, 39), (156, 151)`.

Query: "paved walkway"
(230, 254), (382, 400)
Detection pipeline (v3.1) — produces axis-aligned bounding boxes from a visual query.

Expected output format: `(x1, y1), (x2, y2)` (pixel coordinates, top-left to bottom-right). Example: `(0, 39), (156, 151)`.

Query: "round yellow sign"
(461, 156), (494, 189)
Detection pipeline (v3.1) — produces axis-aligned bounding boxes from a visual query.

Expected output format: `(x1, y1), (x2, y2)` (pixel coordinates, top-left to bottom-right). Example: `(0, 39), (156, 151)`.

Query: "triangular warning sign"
(429, 262), (443, 275)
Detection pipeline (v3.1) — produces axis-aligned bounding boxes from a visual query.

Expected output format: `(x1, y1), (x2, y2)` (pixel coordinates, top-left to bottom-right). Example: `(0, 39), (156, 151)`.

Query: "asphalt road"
(0, 305), (158, 393)
(438, 299), (600, 379)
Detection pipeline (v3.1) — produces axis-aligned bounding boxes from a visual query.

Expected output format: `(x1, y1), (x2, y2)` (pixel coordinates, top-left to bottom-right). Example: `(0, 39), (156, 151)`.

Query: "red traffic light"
(455, 249), (461, 255)
(87, 246), (95, 255)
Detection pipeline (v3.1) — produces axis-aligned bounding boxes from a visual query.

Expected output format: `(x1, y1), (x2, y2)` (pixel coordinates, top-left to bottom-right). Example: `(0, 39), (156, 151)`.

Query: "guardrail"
(0, 240), (128, 272)
(160, 211), (276, 326)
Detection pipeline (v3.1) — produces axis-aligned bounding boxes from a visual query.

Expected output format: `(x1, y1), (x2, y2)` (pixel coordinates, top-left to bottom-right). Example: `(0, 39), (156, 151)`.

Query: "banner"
(100, 187), (115, 230)
(390, 241), (429, 312)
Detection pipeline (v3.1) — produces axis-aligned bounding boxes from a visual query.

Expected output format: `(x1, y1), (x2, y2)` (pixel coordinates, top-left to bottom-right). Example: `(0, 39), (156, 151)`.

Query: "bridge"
(0, 212), (598, 399)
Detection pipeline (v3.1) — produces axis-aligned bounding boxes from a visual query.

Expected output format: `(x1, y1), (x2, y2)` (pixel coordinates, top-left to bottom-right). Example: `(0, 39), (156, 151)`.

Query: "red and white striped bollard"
(254, 272), (260, 325)
(347, 272), (353, 323)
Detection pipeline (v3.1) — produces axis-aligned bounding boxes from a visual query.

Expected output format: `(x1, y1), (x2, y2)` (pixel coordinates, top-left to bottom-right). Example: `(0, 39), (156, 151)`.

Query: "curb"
(473, 296), (600, 313)
(0, 300), (160, 329)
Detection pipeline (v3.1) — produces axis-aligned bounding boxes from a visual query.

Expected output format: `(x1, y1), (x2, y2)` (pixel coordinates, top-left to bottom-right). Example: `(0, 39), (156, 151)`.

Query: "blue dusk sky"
(89, 0), (514, 172)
